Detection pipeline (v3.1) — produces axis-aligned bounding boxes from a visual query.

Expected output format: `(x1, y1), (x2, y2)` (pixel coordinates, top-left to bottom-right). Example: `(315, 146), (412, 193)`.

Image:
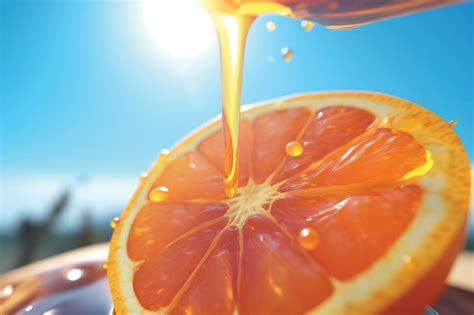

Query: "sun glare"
(144, 0), (215, 57)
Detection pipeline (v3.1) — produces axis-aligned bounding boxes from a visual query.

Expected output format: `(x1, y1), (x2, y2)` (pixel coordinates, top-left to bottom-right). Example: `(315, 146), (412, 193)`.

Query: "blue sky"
(0, 1), (473, 230)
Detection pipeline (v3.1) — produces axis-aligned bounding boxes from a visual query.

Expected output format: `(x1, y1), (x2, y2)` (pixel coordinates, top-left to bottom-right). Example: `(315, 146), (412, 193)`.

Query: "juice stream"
(211, 14), (254, 198)
(209, 4), (292, 197)
(205, 0), (460, 197)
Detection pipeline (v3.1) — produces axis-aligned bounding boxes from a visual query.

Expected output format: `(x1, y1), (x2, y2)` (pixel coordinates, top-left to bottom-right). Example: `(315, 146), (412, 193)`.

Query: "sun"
(143, 0), (216, 58)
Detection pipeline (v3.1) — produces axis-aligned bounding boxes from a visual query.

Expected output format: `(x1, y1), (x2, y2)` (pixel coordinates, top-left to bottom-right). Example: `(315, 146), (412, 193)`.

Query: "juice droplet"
(298, 227), (319, 250)
(448, 120), (457, 127)
(285, 141), (304, 157)
(281, 47), (293, 62)
(160, 148), (170, 157)
(140, 172), (148, 180)
(266, 20), (276, 32)
(102, 262), (108, 269)
(110, 217), (120, 229)
(149, 186), (169, 202)
(301, 20), (314, 31)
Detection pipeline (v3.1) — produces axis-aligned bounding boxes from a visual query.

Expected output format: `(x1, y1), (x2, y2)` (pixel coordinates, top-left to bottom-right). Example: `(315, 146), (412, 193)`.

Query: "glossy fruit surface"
(108, 92), (470, 315)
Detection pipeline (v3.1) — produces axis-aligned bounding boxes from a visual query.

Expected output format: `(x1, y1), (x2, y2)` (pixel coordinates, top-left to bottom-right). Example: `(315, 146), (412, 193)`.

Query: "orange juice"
(201, 0), (460, 196)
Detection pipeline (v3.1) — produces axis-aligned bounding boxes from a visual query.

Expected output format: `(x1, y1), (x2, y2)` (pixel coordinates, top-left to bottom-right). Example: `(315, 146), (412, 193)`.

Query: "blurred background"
(0, 0), (472, 274)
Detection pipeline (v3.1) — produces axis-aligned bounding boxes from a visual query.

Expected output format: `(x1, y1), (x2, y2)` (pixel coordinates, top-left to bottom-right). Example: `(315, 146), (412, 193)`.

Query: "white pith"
(225, 180), (282, 227)
(107, 92), (471, 315)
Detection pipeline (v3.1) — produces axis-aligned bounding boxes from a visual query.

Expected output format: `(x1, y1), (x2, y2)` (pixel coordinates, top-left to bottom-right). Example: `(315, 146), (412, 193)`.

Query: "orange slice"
(107, 92), (470, 315)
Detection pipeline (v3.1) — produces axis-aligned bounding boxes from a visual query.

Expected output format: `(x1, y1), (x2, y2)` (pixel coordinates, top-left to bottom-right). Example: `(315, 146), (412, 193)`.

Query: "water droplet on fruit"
(285, 141), (304, 157)
(160, 148), (170, 156)
(149, 186), (169, 202)
(140, 172), (148, 180)
(301, 20), (314, 31)
(110, 217), (120, 229)
(298, 228), (319, 250)
(266, 21), (276, 32)
(281, 47), (293, 62)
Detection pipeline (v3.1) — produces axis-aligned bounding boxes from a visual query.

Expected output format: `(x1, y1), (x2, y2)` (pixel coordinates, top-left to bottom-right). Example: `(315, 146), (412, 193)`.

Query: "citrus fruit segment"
(170, 226), (240, 315)
(251, 107), (311, 183)
(127, 203), (228, 261)
(238, 216), (334, 314)
(108, 92), (470, 315)
(273, 105), (376, 183)
(272, 184), (422, 280)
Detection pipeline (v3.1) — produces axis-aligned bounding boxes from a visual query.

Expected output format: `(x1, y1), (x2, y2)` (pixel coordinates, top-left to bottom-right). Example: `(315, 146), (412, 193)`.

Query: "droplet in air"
(1, 284), (13, 297)
(448, 120), (457, 127)
(25, 305), (33, 312)
(149, 186), (169, 202)
(298, 227), (319, 250)
(301, 20), (314, 31)
(281, 47), (293, 62)
(285, 141), (304, 157)
(110, 217), (120, 229)
(266, 21), (276, 32)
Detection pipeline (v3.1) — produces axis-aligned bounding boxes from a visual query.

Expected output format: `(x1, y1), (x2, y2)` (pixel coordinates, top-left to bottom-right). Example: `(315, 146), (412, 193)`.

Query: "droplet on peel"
(110, 217), (120, 229)
(281, 47), (293, 62)
(298, 227), (319, 250)
(266, 21), (276, 32)
(448, 120), (458, 127)
(149, 186), (169, 202)
(1, 284), (13, 297)
(160, 148), (170, 157)
(301, 20), (314, 31)
(102, 262), (108, 270)
(285, 141), (304, 157)
(140, 172), (148, 180)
